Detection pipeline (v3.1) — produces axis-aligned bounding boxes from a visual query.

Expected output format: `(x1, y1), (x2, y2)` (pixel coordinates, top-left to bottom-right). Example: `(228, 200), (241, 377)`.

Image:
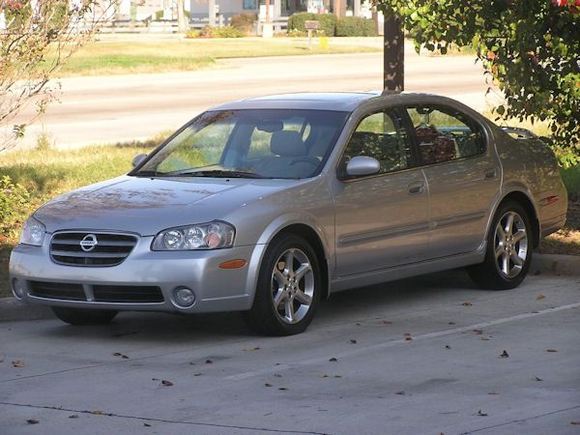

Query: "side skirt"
(329, 248), (486, 293)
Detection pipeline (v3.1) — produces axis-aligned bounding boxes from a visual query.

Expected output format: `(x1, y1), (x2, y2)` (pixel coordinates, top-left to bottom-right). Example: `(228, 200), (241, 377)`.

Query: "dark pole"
(383, 13), (404, 92)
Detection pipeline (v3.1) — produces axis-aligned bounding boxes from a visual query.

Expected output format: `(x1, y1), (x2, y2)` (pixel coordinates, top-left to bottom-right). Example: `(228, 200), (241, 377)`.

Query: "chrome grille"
(50, 232), (137, 267)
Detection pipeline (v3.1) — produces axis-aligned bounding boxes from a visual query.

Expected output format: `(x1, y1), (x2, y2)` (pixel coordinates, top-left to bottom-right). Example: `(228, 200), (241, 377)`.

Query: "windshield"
(133, 109), (349, 179)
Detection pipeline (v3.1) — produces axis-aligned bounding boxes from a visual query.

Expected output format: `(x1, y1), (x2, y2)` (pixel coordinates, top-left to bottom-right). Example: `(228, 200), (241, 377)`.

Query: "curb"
(1, 253), (579, 323)
(530, 253), (580, 278)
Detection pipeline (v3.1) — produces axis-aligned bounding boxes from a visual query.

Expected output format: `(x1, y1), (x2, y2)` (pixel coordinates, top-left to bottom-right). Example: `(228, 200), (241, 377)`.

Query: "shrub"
(287, 13), (336, 37)
(212, 25), (244, 38)
(335, 17), (376, 37)
(185, 26), (244, 38)
(230, 13), (257, 34)
(0, 176), (30, 238)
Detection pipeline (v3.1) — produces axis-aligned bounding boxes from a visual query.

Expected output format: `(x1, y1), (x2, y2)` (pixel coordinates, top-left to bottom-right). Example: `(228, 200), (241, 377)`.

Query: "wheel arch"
(492, 188), (541, 248)
(274, 224), (330, 301)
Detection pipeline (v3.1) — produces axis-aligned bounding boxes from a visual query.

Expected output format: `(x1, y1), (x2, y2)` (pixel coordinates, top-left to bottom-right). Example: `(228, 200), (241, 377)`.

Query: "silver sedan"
(9, 92), (568, 335)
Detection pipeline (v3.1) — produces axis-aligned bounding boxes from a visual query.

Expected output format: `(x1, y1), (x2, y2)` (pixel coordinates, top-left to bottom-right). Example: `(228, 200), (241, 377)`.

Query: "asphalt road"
(12, 44), (504, 149)
(1, 270), (579, 434)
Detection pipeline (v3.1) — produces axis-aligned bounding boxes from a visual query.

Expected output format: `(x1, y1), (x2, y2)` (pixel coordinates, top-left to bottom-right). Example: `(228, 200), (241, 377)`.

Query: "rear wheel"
(243, 234), (321, 336)
(52, 307), (118, 325)
(468, 201), (532, 290)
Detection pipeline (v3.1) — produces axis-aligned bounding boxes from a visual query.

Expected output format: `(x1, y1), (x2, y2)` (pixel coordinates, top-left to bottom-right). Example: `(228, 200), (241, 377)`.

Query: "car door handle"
(408, 182), (425, 195)
(484, 168), (497, 180)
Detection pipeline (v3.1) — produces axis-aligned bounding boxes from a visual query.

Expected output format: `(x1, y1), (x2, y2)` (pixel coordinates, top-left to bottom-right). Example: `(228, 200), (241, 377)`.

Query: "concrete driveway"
(1, 270), (579, 435)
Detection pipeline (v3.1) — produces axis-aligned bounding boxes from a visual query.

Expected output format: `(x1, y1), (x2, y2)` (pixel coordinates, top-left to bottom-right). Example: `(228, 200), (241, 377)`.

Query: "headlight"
(152, 221), (235, 251)
(19, 217), (46, 247)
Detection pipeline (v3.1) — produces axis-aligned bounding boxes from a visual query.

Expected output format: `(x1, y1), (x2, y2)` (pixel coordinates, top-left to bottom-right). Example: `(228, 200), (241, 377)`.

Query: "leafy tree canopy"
(377, 0), (579, 165)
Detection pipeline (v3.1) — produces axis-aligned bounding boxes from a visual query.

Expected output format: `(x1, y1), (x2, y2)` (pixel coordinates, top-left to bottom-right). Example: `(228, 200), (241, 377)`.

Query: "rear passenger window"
(344, 111), (412, 174)
(406, 106), (485, 165)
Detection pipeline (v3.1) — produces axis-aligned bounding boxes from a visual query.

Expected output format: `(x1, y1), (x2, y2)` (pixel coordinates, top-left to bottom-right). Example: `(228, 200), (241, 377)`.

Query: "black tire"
(243, 234), (321, 336)
(468, 201), (533, 290)
(52, 307), (118, 325)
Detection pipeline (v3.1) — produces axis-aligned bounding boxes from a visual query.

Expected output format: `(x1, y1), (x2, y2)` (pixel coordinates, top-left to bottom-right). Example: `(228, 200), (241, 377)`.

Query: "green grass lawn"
(57, 38), (380, 76)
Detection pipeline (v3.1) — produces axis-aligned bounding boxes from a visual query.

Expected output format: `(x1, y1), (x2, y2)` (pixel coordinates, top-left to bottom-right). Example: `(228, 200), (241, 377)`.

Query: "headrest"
(270, 131), (306, 157)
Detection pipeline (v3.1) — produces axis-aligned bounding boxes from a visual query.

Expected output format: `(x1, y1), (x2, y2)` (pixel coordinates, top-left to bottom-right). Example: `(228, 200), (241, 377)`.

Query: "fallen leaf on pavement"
(113, 352), (129, 359)
(499, 350), (510, 358)
(205, 359), (213, 364)
(334, 375), (342, 378)
(278, 387), (288, 391)
(26, 419), (39, 425)
(462, 302), (473, 306)
(11, 360), (24, 368)
(161, 380), (174, 387)
(534, 376), (543, 382)
(472, 329), (483, 335)
(404, 333), (413, 341)
(329, 357), (338, 362)
(68, 415), (79, 419)
(144, 423), (151, 427)
(477, 410), (488, 417)
(395, 391), (405, 396)
(264, 383), (272, 387)
(546, 349), (558, 353)
(193, 373), (203, 377)
(536, 294), (546, 300)
(349, 339), (357, 344)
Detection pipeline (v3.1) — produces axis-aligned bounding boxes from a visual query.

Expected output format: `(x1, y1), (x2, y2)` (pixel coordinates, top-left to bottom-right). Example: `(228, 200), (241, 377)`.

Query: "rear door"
(403, 104), (501, 258)
(332, 109), (430, 276)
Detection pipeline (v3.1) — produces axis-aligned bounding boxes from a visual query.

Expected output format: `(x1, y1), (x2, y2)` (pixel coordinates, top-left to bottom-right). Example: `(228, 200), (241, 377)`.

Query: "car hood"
(34, 176), (297, 235)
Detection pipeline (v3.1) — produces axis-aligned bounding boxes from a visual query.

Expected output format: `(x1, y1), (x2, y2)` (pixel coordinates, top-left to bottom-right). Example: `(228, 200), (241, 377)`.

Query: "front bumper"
(9, 236), (265, 314)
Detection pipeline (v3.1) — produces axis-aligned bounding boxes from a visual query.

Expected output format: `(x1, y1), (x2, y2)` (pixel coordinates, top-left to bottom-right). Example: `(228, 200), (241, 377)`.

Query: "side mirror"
(345, 156), (380, 178)
(132, 153), (147, 168)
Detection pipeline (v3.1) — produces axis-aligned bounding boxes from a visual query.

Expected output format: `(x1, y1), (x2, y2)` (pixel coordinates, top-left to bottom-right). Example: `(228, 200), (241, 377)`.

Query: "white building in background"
(113, 0), (191, 21)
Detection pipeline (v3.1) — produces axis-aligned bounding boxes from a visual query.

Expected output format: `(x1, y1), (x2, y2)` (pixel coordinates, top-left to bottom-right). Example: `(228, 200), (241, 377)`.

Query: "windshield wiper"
(132, 170), (167, 177)
(163, 169), (267, 179)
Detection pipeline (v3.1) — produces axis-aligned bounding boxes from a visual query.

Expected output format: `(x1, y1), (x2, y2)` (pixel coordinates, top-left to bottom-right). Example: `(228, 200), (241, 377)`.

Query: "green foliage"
(377, 0), (580, 159)
(230, 13), (257, 34)
(287, 13), (337, 36)
(335, 17), (377, 37)
(187, 26), (244, 38)
(0, 176), (30, 239)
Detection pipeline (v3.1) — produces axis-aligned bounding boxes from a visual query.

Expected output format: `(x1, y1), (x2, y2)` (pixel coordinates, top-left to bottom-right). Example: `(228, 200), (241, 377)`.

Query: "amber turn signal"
(218, 259), (247, 269)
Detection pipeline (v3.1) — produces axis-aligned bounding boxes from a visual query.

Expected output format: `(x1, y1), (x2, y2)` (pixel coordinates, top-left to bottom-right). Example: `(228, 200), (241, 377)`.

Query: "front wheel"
(468, 201), (532, 290)
(52, 307), (118, 325)
(243, 234), (321, 336)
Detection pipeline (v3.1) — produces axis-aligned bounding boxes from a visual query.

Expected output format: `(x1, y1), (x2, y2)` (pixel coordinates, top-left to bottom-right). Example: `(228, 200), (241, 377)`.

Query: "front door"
(332, 109), (430, 277)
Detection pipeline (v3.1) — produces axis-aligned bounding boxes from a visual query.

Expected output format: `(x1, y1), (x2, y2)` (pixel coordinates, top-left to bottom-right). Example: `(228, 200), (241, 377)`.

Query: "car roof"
(210, 92), (381, 112)
(208, 92), (464, 113)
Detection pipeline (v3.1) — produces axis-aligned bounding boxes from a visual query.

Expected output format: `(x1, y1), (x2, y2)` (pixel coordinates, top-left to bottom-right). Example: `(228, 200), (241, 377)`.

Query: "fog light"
(12, 279), (27, 299)
(172, 287), (196, 308)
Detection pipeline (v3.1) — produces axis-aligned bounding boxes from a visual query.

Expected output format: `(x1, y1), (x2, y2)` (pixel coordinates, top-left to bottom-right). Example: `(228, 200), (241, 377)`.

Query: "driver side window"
(344, 111), (412, 175)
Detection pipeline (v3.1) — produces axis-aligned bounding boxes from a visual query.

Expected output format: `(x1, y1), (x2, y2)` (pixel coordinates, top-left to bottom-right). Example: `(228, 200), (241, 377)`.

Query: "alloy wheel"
(494, 211), (528, 279)
(271, 248), (314, 324)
